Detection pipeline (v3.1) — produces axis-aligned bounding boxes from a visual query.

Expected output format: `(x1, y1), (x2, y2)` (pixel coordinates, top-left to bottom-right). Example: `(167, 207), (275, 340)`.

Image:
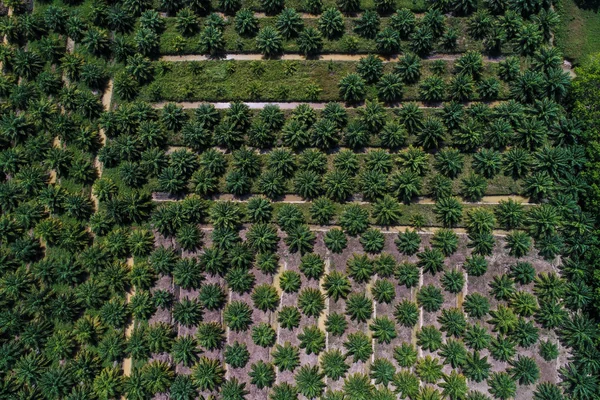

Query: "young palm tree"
(223, 301), (253, 332)
(417, 284), (444, 312)
(251, 322), (277, 347)
(276, 8), (303, 38)
(376, 27), (401, 54)
(377, 73), (403, 103)
(285, 224), (316, 254)
(298, 325), (326, 355)
(234, 8), (258, 36)
(419, 75), (446, 102)
(339, 73), (367, 103)
(320, 349), (349, 381)
(321, 271), (350, 301)
(272, 342), (300, 371)
(298, 287), (325, 317)
(251, 284), (280, 312)
(199, 25), (224, 56)
(171, 336), (199, 367)
(295, 365), (325, 399)
(460, 173), (488, 202)
(191, 357), (225, 392)
(297, 27), (323, 56)
(224, 341), (250, 368)
(345, 292), (373, 323)
(505, 230), (532, 258)
(487, 372), (517, 400)
(416, 247), (444, 275)
(394, 229), (421, 255)
(249, 361), (275, 389)
(318, 7), (345, 39)
(173, 298), (203, 327)
(324, 229), (348, 253)
(344, 331), (373, 363)
(415, 355), (443, 384)
(277, 306), (301, 328)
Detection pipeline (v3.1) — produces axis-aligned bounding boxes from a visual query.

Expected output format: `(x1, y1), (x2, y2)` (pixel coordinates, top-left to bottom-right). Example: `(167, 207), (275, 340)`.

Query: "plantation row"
(137, 55), (513, 102)
(129, 50), (569, 103)
(156, 10), (481, 55)
(94, 95), (582, 202)
(147, 196), (566, 258)
(111, 225), (570, 400)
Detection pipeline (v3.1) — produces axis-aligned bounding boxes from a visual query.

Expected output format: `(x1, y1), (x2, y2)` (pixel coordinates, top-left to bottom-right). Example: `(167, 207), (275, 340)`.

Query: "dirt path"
(160, 53), (505, 63)
(152, 100), (502, 110)
(122, 258), (136, 380)
(154, 192), (533, 205)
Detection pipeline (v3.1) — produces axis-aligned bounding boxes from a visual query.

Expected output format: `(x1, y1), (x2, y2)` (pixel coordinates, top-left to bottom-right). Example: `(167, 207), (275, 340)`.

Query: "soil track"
(161, 53), (506, 63)
(152, 100), (502, 110)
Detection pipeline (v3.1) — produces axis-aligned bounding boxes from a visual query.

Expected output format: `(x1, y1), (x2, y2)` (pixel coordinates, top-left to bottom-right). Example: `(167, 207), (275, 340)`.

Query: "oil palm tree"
(339, 73), (366, 103)
(256, 26), (283, 57)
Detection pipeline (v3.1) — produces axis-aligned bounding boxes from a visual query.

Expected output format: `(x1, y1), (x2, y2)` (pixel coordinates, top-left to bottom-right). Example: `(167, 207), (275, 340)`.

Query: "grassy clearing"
(140, 59), (506, 102)
(556, 0), (600, 63)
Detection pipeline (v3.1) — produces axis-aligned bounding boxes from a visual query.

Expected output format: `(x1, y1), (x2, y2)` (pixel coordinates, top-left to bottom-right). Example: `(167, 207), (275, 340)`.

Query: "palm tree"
(417, 284), (444, 312)
(344, 331), (373, 363)
(175, 8), (199, 36)
(219, 0), (241, 14)
(356, 54), (383, 84)
(419, 75), (446, 102)
(395, 53), (421, 84)
(410, 25), (434, 56)
(320, 349), (348, 381)
(252, 323), (276, 348)
(277, 305), (301, 328)
(224, 341), (250, 368)
(272, 342), (300, 372)
(318, 8), (345, 39)
(460, 173), (487, 202)
(377, 73), (403, 103)
(376, 27), (401, 54)
(295, 365), (325, 399)
(487, 372), (517, 400)
(223, 301), (253, 332)
(199, 25), (225, 56)
(305, 197), (332, 225)
(191, 357), (225, 391)
(505, 230), (531, 257)
(171, 336), (199, 367)
(298, 325), (326, 355)
(249, 361), (275, 389)
(324, 229), (348, 253)
(285, 224), (315, 254)
(440, 371), (468, 400)
(234, 8), (258, 36)
(93, 366), (124, 400)
(297, 27), (323, 56)
(449, 73), (475, 101)
(353, 10), (380, 39)
(277, 8), (303, 38)
(368, 195), (401, 225)
(339, 73), (366, 103)
(270, 382), (299, 400)
(256, 26), (283, 57)
(415, 355), (443, 384)
(339, 204), (369, 236)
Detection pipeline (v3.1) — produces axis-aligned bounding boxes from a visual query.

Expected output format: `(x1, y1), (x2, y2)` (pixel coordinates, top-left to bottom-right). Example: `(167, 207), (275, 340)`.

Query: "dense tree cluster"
(0, 0), (599, 398)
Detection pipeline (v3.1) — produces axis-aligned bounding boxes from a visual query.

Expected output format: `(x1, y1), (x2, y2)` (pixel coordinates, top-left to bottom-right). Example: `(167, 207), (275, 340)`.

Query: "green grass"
(556, 0), (600, 63)
(140, 59), (506, 102)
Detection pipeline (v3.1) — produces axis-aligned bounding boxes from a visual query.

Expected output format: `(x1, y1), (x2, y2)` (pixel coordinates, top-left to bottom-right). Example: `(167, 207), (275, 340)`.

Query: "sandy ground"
(145, 226), (565, 399)
(161, 53), (505, 63)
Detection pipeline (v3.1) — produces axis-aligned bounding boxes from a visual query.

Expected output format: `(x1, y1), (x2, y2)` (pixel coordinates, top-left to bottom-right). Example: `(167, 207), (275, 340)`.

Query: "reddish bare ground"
(146, 228), (564, 398)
